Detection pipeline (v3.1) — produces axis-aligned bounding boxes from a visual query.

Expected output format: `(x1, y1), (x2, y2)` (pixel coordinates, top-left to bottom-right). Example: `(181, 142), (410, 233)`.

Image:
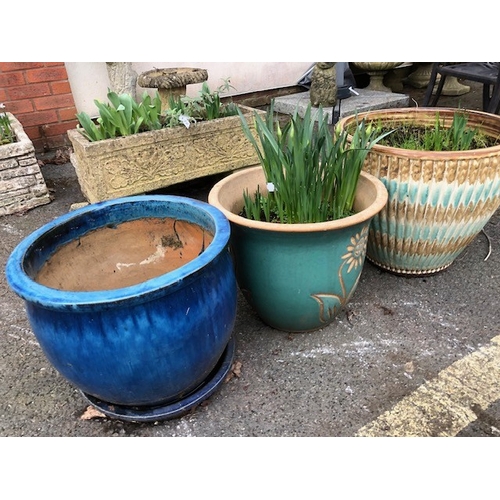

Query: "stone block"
(274, 89), (410, 123)
(0, 113), (51, 216)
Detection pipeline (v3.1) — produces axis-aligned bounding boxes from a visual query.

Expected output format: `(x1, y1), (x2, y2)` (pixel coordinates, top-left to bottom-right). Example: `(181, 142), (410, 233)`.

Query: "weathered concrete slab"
(274, 89), (410, 122)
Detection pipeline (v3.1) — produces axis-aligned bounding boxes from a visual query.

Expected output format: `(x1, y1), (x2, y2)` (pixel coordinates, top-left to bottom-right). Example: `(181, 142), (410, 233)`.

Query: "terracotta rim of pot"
(208, 166), (388, 233)
(337, 107), (500, 159)
(6, 195), (231, 309)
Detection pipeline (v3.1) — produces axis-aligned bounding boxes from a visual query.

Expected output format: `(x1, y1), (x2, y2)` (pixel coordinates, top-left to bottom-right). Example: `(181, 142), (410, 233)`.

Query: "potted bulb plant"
(338, 107), (500, 275)
(208, 101), (389, 332)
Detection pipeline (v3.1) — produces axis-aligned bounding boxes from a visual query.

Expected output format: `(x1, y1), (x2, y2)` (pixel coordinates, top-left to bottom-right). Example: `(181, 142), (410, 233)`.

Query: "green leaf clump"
(180, 79), (239, 121)
(0, 108), (15, 145)
(76, 79), (239, 142)
(239, 100), (392, 224)
(371, 111), (496, 151)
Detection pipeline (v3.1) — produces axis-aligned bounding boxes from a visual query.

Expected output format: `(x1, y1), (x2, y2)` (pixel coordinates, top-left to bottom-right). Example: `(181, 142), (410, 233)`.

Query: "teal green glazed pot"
(338, 107), (500, 275)
(208, 166), (388, 332)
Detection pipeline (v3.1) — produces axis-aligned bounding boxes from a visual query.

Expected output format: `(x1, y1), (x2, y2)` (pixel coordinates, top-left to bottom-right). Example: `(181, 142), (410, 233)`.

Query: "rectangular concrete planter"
(67, 104), (265, 203)
(0, 113), (51, 215)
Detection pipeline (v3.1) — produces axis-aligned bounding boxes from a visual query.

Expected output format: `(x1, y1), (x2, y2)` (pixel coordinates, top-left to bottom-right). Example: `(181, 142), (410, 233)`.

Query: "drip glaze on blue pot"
(6, 195), (237, 407)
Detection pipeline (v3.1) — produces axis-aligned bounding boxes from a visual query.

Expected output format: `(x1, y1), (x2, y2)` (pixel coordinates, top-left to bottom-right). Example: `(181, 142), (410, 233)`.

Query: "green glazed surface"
(230, 220), (371, 332)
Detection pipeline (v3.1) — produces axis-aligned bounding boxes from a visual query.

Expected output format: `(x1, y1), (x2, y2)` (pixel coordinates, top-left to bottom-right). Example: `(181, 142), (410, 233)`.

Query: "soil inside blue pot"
(6, 196), (237, 410)
(35, 217), (213, 291)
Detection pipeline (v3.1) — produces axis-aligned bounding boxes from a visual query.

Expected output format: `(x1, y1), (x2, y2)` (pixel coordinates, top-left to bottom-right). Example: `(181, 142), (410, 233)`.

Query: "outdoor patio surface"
(1, 80), (499, 438)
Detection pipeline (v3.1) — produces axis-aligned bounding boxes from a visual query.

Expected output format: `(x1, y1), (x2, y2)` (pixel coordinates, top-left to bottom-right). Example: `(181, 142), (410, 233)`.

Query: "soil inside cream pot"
(36, 218), (213, 291)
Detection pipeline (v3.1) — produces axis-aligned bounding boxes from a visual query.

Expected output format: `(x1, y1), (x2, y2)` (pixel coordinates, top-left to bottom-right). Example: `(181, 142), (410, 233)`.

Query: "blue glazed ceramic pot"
(208, 166), (388, 332)
(6, 195), (237, 408)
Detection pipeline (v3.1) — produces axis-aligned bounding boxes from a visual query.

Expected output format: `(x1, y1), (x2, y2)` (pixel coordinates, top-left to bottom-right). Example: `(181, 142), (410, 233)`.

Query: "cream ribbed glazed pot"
(338, 107), (500, 275)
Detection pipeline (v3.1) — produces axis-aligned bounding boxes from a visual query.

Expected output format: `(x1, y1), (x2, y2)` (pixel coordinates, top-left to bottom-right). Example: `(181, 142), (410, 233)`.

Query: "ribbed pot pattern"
(339, 108), (500, 275)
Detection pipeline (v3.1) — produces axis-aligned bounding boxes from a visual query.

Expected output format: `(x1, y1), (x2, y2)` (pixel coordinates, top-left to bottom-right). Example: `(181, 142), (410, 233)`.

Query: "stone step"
(273, 89), (410, 123)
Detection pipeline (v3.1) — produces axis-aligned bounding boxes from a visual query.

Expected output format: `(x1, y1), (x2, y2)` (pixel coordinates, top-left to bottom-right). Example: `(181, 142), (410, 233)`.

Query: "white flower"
(266, 182), (275, 193)
(179, 114), (191, 129)
(0, 103), (5, 109)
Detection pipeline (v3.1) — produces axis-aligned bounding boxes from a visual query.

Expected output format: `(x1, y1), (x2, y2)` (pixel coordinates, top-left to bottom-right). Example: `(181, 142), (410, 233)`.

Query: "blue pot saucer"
(81, 337), (236, 423)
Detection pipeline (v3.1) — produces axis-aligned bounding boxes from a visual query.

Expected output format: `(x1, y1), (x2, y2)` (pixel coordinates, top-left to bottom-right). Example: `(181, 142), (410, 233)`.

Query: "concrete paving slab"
(273, 89), (410, 122)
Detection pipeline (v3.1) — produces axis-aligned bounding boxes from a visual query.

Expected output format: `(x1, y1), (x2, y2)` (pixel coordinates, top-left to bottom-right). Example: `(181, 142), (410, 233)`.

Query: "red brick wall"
(0, 62), (78, 154)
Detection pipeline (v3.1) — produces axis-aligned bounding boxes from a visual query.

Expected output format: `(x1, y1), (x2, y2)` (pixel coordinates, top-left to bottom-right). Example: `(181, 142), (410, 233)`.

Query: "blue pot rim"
(6, 195), (231, 309)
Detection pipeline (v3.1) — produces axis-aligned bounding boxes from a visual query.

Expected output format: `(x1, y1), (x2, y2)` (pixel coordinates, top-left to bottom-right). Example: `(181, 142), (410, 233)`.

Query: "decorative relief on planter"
(68, 105), (265, 203)
(0, 113), (51, 215)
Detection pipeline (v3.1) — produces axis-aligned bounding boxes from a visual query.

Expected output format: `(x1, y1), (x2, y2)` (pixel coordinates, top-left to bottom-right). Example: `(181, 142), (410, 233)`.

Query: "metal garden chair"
(423, 62), (500, 114)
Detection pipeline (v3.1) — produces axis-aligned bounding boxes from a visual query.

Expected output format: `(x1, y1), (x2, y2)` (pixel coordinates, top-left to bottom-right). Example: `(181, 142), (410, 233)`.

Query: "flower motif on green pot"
(342, 226), (369, 273)
(312, 225), (369, 324)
